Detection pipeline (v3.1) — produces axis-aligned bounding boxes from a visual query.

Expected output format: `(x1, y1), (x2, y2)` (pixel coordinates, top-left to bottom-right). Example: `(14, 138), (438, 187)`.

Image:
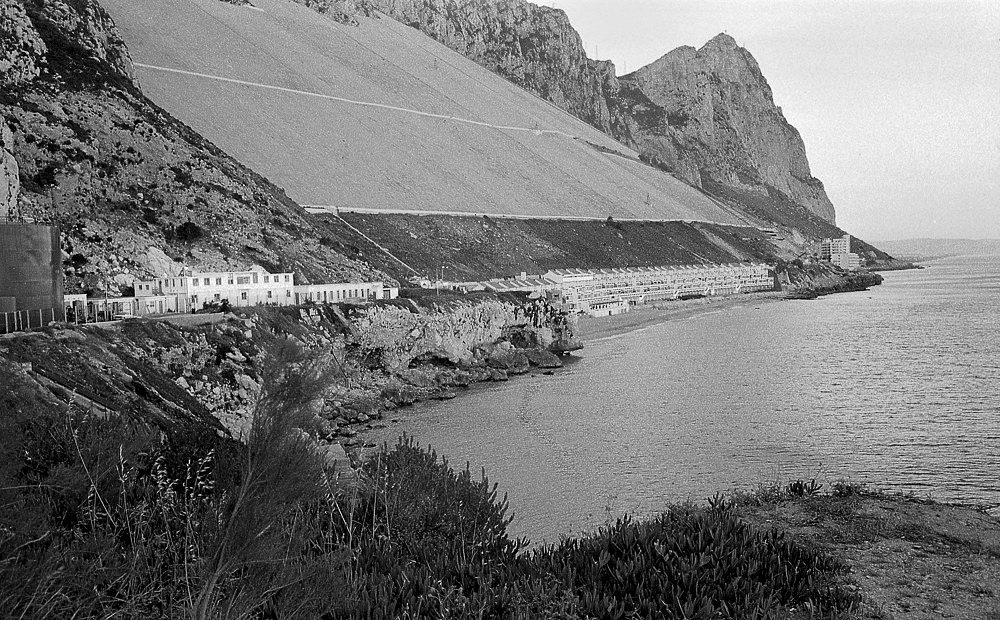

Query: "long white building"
(134, 267), (390, 313)
(541, 263), (774, 315)
(136, 267), (295, 312)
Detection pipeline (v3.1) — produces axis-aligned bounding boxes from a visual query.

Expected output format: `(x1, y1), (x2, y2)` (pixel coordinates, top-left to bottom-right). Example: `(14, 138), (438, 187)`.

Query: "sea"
(368, 254), (1000, 544)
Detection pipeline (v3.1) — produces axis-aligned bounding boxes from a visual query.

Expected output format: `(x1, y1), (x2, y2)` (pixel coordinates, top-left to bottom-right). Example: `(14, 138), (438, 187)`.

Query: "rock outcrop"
(0, 1), (46, 86)
(1, 117), (19, 219)
(20, 0), (136, 84)
(0, 294), (574, 444)
(620, 34), (836, 223)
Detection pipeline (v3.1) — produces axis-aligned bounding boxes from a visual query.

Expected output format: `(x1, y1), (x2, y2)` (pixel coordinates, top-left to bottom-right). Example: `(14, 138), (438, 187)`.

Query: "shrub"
(831, 480), (867, 498)
(528, 505), (857, 619)
(175, 220), (204, 242)
(786, 478), (823, 497)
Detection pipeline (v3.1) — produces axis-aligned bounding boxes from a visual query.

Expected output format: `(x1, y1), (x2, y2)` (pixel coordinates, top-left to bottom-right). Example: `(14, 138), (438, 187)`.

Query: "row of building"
(65, 267), (398, 322)
(466, 263), (776, 317)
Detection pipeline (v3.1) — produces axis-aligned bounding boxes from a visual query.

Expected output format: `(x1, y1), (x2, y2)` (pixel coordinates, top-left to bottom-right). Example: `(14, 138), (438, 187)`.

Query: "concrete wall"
(0, 224), (64, 319)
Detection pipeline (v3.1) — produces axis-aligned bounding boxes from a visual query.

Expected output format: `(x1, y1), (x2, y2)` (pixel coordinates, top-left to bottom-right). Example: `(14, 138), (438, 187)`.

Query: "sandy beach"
(574, 291), (788, 342)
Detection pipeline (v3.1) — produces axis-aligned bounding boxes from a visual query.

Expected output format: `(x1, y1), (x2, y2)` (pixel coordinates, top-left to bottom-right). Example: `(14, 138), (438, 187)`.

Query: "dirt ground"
(738, 495), (1000, 619)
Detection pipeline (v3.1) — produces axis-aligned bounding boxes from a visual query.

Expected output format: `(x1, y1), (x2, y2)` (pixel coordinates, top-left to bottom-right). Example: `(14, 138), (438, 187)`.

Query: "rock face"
(0, 1), (46, 86)
(620, 34), (836, 223)
(1, 118), (19, 219)
(21, 0), (136, 84)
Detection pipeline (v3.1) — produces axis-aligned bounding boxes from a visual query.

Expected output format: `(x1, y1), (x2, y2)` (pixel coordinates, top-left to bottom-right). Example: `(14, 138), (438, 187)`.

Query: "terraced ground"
(103, 0), (750, 224)
(316, 213), (778, 282)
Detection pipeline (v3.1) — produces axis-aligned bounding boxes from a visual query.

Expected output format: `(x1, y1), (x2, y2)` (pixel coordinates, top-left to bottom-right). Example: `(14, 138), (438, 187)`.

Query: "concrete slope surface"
(103, 0), (747, 224)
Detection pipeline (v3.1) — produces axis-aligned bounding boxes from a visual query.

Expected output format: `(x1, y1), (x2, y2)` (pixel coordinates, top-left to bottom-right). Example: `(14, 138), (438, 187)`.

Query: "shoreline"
(575, 291), (787, 342)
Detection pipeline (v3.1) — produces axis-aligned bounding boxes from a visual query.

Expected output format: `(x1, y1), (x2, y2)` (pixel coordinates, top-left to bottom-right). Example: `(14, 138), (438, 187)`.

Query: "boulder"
(525, 348), (562, 369)
(319, 441), (350, 470)
(235, 373), (259, 392)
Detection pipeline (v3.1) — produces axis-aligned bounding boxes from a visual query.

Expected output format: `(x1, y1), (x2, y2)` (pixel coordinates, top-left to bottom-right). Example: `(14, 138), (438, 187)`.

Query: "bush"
(175, 220), (204, 242)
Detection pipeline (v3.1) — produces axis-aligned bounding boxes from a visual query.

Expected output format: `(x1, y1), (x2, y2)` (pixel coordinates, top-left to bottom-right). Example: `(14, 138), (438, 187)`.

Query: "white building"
(293, 282), (383, 305)
(821, 234), (861, 270)
(136, 267), (294, 312)
(831, 252), (861, 270)
(543, 263), (774, 315)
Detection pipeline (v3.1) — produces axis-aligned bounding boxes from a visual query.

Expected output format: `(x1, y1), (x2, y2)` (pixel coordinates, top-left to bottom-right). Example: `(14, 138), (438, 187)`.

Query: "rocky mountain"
(620, 34), (835, 223)
(0, 0), (386, 295)
(314, 0), (837, 227)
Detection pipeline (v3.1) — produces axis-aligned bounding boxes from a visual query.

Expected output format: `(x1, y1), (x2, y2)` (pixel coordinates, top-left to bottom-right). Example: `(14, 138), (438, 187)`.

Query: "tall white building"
(820, 234), (862, 270)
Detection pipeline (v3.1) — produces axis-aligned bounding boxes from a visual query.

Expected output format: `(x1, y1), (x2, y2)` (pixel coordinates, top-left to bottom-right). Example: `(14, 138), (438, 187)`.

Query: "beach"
(575, 291), (787, 341)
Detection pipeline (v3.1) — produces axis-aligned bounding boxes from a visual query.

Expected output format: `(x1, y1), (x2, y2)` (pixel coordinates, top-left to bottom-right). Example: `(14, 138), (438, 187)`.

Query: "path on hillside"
(134, 63), (580, 139)
(305, 205), (744, 228)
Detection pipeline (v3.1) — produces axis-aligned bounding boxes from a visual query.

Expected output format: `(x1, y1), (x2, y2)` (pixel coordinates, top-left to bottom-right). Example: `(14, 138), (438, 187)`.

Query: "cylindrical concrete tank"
(0, 223), (64, 320)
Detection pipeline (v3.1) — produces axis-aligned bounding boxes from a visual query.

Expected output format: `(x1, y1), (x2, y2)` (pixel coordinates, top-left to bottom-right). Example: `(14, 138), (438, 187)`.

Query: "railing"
(1, 307), (60, 335)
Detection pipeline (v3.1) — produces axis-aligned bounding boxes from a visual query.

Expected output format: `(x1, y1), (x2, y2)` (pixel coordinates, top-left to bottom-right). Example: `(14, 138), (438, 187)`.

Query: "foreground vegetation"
(3, 345), (860, 618)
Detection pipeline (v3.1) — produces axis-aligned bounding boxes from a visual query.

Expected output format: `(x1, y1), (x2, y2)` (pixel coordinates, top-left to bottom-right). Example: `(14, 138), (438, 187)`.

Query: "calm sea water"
(369, 254), (1000, 543)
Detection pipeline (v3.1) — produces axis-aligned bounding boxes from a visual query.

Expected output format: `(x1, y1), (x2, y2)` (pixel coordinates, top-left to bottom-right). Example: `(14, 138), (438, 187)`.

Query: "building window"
(237, 276), (250, 285)
(252, 273), (259, 284)
(228, 278), (234, 285)
(286, 290), (291, 297)
(214, 293), (221, 301)
(203, 278), (210, 285)
(267, 291), (273, 299)
(216, 278), (222, 285)
(241, 292), (248, 300)
(264, 275), (270, 283)
(284, 275), (290, 282)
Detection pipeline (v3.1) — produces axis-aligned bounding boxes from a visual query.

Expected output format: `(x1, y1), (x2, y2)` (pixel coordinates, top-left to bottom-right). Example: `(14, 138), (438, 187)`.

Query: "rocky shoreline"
(0, 293), (576, 464)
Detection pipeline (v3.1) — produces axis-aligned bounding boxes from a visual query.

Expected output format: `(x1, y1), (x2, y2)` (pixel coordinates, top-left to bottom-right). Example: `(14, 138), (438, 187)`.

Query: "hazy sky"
(537, 1), (999, 241)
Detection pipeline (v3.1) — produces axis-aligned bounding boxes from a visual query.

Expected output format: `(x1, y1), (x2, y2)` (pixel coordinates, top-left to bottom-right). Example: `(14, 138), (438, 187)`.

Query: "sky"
(536, 0), (1000, 241)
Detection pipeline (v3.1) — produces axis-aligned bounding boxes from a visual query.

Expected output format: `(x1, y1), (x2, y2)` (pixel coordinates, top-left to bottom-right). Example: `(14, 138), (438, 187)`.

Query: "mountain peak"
(703, 32), (738, 50)
(622, 34), (836, 223)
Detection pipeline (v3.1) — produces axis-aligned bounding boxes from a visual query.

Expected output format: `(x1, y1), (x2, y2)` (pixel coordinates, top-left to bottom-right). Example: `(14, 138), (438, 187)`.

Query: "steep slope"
(327, 0), (641, 142)
(1, 0), (384, 294)
(318, 0), (838, 227)
(318, 213), (780, 282)
(620, 34), (835, 223)
(102, 0), (745, 224)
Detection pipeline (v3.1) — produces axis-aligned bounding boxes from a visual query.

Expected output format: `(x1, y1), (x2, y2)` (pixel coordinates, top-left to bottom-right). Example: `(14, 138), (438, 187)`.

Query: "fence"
(1, 307), (61, 335)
